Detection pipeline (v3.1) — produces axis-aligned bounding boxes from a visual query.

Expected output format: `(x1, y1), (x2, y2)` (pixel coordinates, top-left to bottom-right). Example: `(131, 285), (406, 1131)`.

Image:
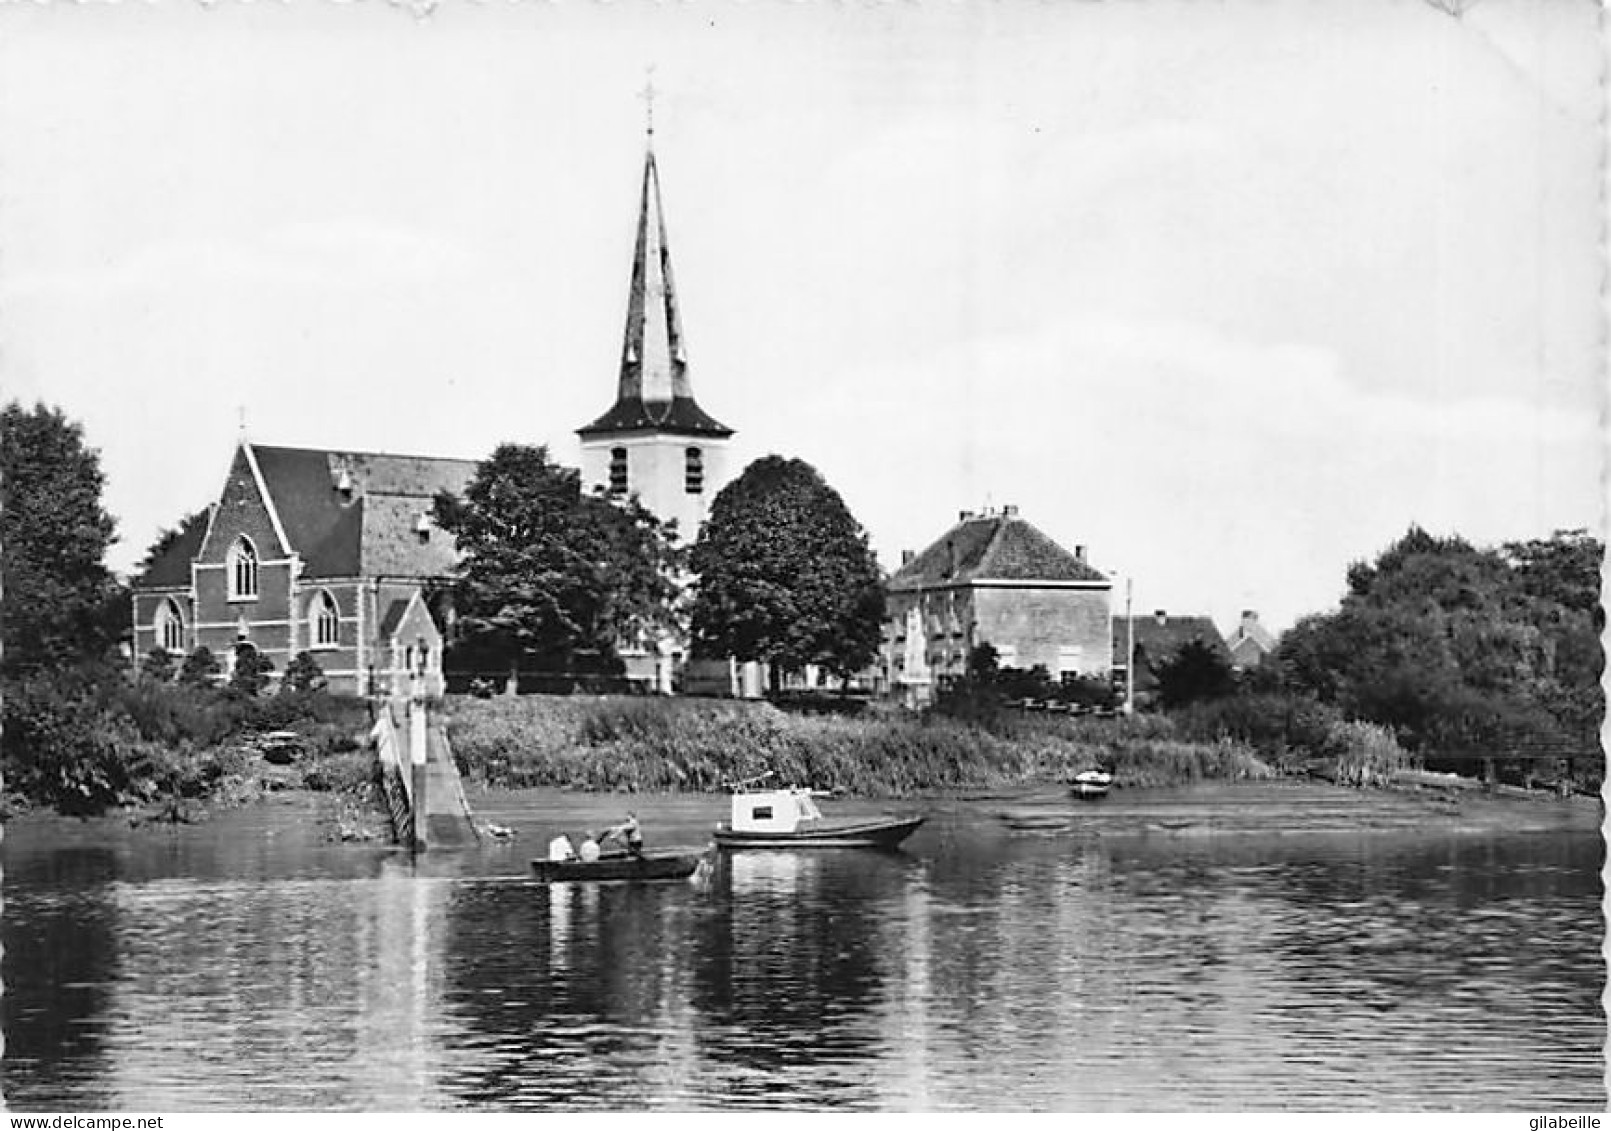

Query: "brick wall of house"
(972, 585), (1113, 677)
(883, 585), (978, 684)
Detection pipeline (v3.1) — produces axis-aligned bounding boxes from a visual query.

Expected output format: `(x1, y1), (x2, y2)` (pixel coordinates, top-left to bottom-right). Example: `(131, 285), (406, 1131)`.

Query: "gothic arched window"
(156, 598), (185, 654)
(609, 447), (629, 496)
(684, 447), (704, 495)
(310, 590), (340, 648)
(228, 536), (259, 600)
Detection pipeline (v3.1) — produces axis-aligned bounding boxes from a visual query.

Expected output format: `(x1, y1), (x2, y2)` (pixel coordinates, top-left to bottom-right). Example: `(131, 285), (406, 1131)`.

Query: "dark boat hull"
(529, 850), (703, 883)
(714, 814), (924, 849)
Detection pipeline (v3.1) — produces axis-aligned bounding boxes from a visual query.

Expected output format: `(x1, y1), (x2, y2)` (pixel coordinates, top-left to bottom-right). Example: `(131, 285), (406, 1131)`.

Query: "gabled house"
(132, 443), (477, 696)
(1224, 609), (1277, 669)
(1111, 610), (1233, 700)
(884, 506), (1113, 704)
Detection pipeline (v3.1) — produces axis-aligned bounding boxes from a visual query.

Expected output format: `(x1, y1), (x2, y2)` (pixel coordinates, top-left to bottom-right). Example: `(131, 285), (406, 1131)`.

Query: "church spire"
(579, 137), (732, 439)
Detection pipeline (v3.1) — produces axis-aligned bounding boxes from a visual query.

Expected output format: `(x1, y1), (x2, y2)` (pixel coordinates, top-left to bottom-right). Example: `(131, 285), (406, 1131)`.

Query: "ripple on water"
(0, 788), (1602, 1110)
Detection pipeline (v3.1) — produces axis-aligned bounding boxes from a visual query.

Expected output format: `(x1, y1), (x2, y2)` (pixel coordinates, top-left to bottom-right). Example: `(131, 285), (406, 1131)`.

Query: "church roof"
(135, 444), (477, 587)
(889, 508), (1109, 591)
(250, 445), (477, 578)
(578, 146), (733, 440)
(135, 510), (210, 588)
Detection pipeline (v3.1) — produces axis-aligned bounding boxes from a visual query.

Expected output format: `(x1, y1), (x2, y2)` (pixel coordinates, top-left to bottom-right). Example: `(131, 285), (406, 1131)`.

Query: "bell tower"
(577, 120), (734, 545)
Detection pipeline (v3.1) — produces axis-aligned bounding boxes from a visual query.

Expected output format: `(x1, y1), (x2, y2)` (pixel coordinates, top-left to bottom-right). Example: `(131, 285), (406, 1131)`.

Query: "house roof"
(377, 597), (413, 640)
(135, 510), (210, 588)
(1113, 615), (1232, 663)
(1225, 617), (1277, 652)
(578, 147), (733, 441)
(889, 509), (1108, 591)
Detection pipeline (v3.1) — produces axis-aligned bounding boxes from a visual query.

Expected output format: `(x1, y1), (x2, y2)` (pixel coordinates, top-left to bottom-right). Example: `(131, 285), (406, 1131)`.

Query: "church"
(132, 130), (735, 696)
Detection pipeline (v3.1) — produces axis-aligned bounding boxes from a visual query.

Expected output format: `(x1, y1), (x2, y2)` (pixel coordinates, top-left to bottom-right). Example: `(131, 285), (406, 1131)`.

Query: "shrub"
(1323, 720), (1411, 787)
(179, 646), (222, 687)
(229, 650), (275, 698)
(1, 668), (161, 814)
(1173, 692), (1343, 767)
(281, 652), (328, 695)
(441, 693), (1274, 797)
(141, 648), (176, 683)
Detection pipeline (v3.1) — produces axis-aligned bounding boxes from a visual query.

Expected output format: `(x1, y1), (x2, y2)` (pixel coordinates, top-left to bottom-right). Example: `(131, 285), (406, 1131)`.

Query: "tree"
(434, 444), (680, 680)
(1273, 526), (1603, 769)
(281, 651), (327, 696)
(0, 402), (121, 670)
(179, 646), (222, 688)
(1154, 638), (1237, 708)
(689, 455), (885, 684)
(141, 648), (176, 683)
(228, 648), (275, 697)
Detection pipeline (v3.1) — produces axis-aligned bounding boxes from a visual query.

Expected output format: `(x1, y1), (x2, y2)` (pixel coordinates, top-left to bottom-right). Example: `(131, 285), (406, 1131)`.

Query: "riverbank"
(4, 777), (1595, 869)
(439, 693), (1276, 797)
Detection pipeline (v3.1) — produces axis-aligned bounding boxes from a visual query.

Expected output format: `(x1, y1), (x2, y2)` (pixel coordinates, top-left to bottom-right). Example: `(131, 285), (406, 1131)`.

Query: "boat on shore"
(529, 847), (706, 883)
(1071, 769), (1114, 800)
(715, 775), (924, 849)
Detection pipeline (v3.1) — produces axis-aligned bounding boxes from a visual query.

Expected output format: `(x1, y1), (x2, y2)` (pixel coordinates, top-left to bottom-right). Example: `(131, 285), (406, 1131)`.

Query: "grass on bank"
(441, 694), (1277, 797)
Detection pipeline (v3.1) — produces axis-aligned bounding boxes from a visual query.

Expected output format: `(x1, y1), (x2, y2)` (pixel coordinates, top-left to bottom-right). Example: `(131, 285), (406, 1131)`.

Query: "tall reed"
(440, 694), (1273, 796)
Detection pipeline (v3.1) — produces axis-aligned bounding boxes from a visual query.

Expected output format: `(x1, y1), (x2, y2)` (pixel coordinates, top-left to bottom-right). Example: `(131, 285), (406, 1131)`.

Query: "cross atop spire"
(638, 67), (657, 142)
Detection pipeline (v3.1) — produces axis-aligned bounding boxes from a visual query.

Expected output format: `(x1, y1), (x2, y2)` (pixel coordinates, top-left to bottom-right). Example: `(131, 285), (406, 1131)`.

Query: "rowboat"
(715, 776), (924, 849)
(1071, 769), (1114, 800)
(529, 848), (705, 883)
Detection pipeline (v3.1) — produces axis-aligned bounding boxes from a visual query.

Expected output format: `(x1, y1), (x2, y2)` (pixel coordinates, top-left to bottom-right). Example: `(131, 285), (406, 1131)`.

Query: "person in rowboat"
(601, 812), (644, 857)
(578, 832), (602, 862)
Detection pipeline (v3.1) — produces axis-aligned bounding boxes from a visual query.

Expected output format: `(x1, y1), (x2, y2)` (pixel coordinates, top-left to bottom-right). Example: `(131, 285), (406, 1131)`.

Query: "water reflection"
(2, 849), (121, 1110)
(1, 789), (1602, 1111)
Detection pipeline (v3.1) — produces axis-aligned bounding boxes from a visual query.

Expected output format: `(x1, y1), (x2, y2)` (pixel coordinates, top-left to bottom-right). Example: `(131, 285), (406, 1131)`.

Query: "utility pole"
(1123, 576), (1135, 717)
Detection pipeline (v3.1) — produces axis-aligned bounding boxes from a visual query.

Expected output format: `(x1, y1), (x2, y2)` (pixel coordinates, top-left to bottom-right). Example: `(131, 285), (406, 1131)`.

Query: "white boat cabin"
(730, 788), (824, 834)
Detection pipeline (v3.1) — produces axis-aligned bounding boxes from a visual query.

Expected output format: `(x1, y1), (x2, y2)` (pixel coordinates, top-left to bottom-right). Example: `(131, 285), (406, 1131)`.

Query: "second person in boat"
(601, 812), (644, 858)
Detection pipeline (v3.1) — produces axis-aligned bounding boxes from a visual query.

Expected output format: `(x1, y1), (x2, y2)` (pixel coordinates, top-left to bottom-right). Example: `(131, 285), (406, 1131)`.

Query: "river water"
(1, 781), (1603, 1111)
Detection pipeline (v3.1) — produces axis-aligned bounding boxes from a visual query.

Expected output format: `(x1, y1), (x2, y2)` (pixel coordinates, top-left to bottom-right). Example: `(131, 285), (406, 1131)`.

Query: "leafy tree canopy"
(179, 646), (222, 688)
(1154, 638), (1237, 708)
(1, 402), (122, 670)
(689, 455), (885, 681)
(434, 444), (680, 674)
(1270, 525), (1603, 761)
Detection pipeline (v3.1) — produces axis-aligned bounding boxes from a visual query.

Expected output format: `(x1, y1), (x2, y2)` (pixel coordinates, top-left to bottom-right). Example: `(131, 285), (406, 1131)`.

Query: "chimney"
(1074, 545), (1086, 563)
(1241, 609), (1259, 627)
(901, 550), (915, 566)
(334, 466), (354, 497)
(958, 510), (975, 523)
(1002, 504), (1018, 517)
(1154, 609), (1168, 626)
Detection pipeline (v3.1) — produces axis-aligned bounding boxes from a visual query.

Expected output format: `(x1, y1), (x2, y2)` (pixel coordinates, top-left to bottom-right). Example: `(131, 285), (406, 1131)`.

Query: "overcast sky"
(1, 0), (1601, 634)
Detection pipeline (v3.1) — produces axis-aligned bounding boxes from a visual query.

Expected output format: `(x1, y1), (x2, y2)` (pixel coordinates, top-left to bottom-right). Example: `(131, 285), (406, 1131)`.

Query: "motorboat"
(714, 775), (924, 849)
(1071, 768), (1114, 800)
(529, 847), (706, 883)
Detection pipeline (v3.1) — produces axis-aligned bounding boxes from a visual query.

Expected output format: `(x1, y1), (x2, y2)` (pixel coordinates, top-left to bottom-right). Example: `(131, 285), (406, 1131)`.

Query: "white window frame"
(310, 590), (340, 649)
(227, 536), (260, 601)
(157, 598), (185, 654)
